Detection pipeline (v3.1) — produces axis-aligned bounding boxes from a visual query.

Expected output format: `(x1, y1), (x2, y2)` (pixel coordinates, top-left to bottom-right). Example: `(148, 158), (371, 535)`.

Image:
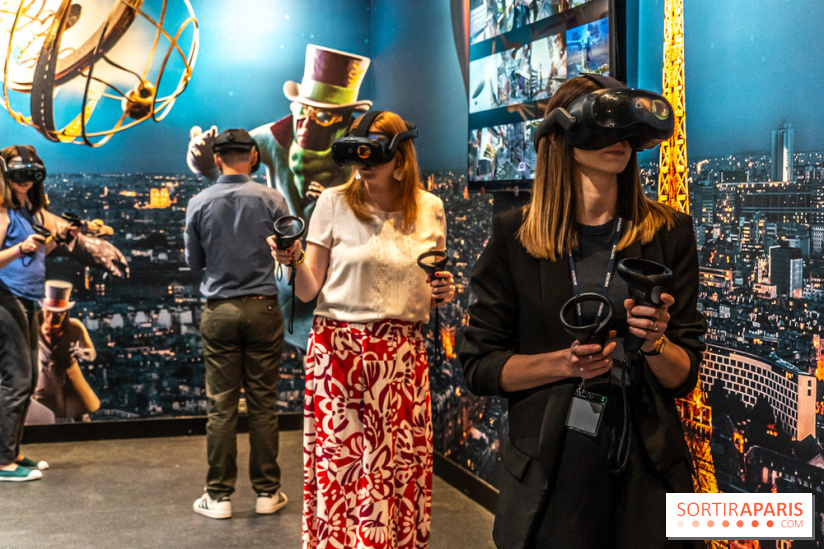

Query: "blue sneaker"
(0, 466), (42, 482)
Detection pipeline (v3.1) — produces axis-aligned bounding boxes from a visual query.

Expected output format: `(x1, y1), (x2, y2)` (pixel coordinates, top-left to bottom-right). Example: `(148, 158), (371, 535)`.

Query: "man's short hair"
(216, 149), (253, 165)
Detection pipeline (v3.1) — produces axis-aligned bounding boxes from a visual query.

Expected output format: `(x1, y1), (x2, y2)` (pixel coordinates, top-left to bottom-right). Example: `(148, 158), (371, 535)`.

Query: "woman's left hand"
(57, 223), (80, 243)
(428, 271), (456, 306)
(625, 293), (674, 353)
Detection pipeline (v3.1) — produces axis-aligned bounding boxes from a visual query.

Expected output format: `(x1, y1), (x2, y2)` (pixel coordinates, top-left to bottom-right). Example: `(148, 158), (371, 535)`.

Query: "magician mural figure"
(186, 44), (372, 220)
(186, 44), (372, 346)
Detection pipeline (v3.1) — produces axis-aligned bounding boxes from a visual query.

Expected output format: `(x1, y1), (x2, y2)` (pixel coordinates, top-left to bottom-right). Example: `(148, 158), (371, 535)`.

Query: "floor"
(0, 431), (496, 549)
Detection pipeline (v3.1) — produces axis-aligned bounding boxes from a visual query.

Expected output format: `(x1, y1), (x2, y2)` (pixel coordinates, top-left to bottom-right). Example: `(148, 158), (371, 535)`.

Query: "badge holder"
(566, 387), (607, 436)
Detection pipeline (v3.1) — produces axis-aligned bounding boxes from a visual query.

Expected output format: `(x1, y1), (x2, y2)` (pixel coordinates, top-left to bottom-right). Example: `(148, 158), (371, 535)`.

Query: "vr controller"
(62, 213), (113, 237)
(273, 215), (306, 254)
(20, 223), (52, 258)
(533, 74), (674, 152)
(417, 249), (449, 366)
(273, 215), (307, 336)
(417, 250), (448, 303)
(616, 258), (672, 354)
(559, 292), (614, 348)
(331, 110), (418, 168)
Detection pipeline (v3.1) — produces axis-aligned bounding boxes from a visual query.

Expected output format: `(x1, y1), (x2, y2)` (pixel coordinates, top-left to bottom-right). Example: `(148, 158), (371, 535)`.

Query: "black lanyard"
(567, 217), (624, 327)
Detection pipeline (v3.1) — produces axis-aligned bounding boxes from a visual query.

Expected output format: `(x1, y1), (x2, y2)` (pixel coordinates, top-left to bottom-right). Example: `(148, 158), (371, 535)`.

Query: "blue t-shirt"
(0, 208), (45, 301)
(184, 174), (289, 299)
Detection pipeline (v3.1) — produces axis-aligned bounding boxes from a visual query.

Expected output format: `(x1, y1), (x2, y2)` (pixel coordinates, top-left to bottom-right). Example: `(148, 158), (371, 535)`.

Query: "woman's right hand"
(266, 234), (303, 265)
(19, 233), (47, 255)
(567, 333), (617, 379)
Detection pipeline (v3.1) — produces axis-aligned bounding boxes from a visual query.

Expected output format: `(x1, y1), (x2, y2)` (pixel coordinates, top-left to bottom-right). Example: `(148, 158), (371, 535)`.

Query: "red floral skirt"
(303, 316), (433, 549)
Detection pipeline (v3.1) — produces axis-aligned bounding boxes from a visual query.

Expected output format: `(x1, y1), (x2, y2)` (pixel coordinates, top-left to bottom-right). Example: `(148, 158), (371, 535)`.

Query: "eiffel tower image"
(658, 1), (730, 548)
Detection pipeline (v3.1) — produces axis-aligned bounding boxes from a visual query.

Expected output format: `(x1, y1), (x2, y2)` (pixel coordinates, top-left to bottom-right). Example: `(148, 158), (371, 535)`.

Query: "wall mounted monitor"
(467, 0), (625, 192)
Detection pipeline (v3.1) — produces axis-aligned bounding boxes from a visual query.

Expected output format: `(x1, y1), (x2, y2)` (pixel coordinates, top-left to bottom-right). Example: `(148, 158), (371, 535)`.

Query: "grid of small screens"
(467, 0), (612, 191)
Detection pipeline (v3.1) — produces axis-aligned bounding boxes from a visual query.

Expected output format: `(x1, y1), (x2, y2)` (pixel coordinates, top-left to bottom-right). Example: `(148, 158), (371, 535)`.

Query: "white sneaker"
(193, 493), (232, 519)
(256, 491), (288, 514)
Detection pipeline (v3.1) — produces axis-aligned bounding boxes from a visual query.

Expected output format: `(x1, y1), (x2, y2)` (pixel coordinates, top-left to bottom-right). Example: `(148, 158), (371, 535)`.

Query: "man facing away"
(184, 129), (290, 519)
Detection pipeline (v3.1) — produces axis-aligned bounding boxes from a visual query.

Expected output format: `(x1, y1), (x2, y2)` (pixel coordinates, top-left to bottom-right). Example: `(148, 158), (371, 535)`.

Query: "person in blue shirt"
(184, 129), (290, 519)
(0, 145), (78, 482)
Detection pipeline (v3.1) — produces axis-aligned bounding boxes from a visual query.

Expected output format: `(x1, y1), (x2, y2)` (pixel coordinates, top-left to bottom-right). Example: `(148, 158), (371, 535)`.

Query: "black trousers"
(0, 291), (38, 465)
(531, 386), (700, 549)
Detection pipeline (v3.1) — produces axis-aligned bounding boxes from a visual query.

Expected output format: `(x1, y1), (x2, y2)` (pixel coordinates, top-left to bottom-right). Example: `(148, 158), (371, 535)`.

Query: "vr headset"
(533, 74), (674, 152)
(0, 146), (46, 184)
(331, 110), (418, 168)
(212, 128), (261, 172)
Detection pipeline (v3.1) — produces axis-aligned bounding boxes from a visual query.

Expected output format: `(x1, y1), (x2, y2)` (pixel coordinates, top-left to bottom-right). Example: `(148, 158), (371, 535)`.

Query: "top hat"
(283, 45), (372, 112)
(212, 129), (256, 153)
(41, 280), (75, 312)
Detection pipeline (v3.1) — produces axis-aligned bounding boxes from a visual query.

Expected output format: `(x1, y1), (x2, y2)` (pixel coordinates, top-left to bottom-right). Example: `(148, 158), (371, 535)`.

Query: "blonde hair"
(521, 76), (676, 260)
(341, 111), (423, 231)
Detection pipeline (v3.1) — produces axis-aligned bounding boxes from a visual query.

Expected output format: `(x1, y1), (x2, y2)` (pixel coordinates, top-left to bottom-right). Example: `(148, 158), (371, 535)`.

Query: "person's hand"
(186, 125), (218, 177)
(567, 331), (617, 379)
(305, 181), (325, 202)
(267, 235), (303, 266)
(19, 233), (47, 255)
(69, 341), (93, 362)
(57, 223), (81, 244)
(72, 233), (130, 278)
(625, 293), (673, 353)
(428, 271), (456, 306)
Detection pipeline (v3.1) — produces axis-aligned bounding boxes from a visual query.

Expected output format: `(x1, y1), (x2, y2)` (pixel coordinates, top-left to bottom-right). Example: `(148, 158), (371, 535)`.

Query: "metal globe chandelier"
(0, 0), (199, 146)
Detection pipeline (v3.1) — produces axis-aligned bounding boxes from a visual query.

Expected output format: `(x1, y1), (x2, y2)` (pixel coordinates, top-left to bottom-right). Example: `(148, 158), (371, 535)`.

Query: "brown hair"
(341, 111), (423, 231)
(520, 76), (676, 260)
(0, 145), (48, 214)
(0, 167), (12, 210)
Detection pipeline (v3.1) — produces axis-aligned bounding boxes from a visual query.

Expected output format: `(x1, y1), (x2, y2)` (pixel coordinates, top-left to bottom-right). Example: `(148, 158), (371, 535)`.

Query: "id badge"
(565, 389), (607, 437)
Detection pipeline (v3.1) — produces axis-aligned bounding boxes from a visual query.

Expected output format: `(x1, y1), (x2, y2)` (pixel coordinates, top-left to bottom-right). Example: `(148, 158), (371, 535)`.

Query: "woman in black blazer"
(459, 75), (707, 549)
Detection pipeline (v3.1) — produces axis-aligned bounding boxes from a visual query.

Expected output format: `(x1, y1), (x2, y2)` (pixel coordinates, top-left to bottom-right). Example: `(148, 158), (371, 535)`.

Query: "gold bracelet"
(640, 336), (667, 357)
(293, 250), (306, 266)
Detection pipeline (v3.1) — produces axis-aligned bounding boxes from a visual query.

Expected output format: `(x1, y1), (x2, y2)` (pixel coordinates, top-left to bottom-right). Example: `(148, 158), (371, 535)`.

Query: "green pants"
(200, 296), (284, 499)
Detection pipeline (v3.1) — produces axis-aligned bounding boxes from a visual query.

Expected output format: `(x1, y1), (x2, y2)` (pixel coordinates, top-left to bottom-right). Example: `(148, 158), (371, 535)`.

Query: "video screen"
(467, 0), (613, 191)
(469, 120), (540, 182)
(469, 32), (566, 114)
(469, 0), (600, 45)
(566, 17), (610, 78)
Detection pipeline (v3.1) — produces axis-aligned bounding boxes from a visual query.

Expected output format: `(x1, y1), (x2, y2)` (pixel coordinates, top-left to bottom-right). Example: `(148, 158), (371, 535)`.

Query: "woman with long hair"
(270, 110), (455, 549)
(0, 145), (76, 481)
(459, 76), (707, 548)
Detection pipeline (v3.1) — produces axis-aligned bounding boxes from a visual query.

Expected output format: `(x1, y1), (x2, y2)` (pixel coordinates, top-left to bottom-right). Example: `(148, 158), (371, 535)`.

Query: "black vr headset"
(0, 145), (46, 184)
(212, 128), (261, 172)
(331, 110), (418, 168)
(533, 74), (674, 152)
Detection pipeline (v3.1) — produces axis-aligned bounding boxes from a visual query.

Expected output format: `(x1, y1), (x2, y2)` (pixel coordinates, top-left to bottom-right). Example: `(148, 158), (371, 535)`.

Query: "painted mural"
(5, 1), (824, 545)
